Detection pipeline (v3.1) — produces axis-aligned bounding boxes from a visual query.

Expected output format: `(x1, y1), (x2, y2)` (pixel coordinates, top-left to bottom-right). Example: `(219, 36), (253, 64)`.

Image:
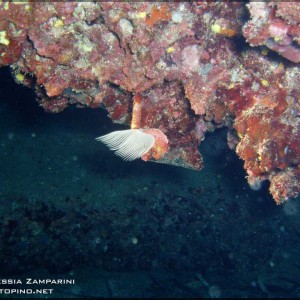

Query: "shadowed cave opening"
(0, 66), (299, 298)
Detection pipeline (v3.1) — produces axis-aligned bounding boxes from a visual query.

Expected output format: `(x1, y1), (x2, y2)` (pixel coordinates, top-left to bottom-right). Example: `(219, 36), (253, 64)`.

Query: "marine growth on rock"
(0, 2), (299, 204)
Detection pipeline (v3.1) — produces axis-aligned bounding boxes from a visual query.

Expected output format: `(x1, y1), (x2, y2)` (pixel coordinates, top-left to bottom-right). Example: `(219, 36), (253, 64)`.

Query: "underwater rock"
(0, 2), (299, 204)
(243, 2), (300, 63)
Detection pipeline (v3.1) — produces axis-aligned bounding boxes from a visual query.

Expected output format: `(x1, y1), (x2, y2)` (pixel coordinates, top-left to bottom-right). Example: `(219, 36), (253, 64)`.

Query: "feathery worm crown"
(96, 128), (168, 161)
(96, 93), (168, 161)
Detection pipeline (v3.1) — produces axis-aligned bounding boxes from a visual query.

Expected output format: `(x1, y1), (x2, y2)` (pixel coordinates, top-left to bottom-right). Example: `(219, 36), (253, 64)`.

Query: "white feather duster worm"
(96, 129), (155, 161)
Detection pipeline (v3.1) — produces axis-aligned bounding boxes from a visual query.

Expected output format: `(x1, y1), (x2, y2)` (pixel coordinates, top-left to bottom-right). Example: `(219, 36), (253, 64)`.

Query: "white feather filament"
(96, 129), (155, 161)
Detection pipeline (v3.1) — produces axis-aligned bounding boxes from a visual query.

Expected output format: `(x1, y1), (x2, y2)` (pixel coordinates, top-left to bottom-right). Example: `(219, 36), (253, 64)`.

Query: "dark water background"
(0, 67), (299, 298)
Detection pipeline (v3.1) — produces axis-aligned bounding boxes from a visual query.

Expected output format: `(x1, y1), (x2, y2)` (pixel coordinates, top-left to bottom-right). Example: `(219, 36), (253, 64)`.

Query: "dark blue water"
(0, 67), (299, 298)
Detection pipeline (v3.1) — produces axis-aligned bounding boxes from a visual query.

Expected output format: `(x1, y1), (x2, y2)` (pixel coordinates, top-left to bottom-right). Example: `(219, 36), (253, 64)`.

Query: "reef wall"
(0, 2), (299, 204)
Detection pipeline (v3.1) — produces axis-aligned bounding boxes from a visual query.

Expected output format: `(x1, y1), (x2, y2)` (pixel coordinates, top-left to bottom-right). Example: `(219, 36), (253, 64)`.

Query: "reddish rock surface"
(243, 2), (300, 63)
(0, 2), (299, 204)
